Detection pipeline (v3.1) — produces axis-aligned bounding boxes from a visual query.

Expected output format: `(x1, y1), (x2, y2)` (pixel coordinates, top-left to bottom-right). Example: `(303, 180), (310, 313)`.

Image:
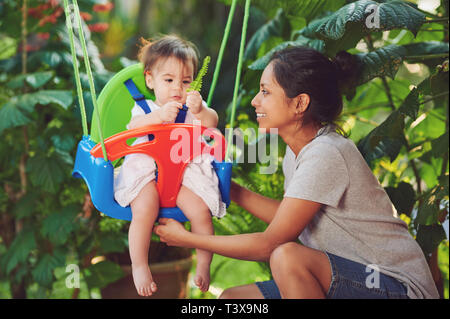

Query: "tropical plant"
(213, 0), (449, 298)
(0, 0), (127, 299)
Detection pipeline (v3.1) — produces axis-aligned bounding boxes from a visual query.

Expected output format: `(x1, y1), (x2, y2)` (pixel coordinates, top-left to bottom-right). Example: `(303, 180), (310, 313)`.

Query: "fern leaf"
(187, 56), (210, 92)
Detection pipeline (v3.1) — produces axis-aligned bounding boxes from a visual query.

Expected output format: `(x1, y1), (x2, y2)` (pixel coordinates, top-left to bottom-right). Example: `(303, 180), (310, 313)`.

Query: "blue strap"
(124, 79), (151, 114)
(124, 78), (188, 123)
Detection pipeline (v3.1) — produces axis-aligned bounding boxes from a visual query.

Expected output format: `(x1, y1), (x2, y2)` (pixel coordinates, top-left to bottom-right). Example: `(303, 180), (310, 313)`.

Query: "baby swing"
(66, 0), (250, 222)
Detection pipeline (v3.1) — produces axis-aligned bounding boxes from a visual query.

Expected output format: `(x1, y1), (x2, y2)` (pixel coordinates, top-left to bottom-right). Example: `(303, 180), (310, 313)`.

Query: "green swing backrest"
(90, 63), (155, 143)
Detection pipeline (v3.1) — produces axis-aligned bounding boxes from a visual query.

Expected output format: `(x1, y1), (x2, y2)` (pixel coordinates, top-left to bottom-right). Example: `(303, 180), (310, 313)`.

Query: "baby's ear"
(145, 72), (153, 90)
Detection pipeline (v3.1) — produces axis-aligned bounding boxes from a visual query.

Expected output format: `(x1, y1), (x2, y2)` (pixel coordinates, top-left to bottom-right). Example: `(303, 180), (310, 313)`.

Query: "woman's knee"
(269, 242), (308, 275)
(219, 284), (264, 299)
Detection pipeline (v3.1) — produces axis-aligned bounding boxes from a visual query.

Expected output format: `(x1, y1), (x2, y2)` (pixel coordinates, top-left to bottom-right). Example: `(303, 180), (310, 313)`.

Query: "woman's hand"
(153, 218), (190, 247)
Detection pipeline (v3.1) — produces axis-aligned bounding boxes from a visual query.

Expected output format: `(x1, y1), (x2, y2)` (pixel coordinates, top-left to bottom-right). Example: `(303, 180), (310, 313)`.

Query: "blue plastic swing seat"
(72, 63), (232, 222)
(72, 135), (232, 222)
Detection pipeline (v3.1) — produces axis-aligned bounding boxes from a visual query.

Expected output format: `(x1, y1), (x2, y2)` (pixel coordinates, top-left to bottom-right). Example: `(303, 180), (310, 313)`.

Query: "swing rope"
(63, 0), (88, 137)
(225, 0), (251, 161)
(206, 0), (237, 107)
(63, 0), (108, 161)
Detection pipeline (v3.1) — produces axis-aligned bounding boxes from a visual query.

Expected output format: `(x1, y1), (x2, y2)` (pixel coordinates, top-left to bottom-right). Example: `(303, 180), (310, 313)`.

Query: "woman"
(154, 46), (439, 299)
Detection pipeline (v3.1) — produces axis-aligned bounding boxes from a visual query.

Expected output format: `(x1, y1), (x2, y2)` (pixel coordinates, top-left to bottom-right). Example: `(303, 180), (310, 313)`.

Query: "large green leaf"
(248, 36), (325, 70)
(1, 229), (36, 275)
(17, 90), (74, 111)
(84, 260), (124, 289)
(27, 153), (67, 194)
(31, 250), (66, 287)
(41, 205), (79, 245)
(244, 8), (290, 61)
(297, 0), (426, 55)
(0, 99), (31, 135)
(416, 224), (447, 257)
(7, 71), (54, 90)
(275, 0), (346, 22)
(356, 44), (407, 85)
(384, 181), (416, 216)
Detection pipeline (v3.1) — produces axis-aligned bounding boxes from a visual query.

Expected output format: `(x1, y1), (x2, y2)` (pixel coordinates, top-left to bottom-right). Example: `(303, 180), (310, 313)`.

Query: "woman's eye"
(183, 80), (191, 85)
(261, 90), (268, 95)
(165, 79), (173, 83)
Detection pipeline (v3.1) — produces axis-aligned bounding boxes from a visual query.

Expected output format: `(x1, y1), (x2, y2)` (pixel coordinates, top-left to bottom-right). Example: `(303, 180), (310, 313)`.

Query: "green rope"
(72, 0), (108, 162)
(206, 0), (237, 107)
(63, 0), (88, 137)
(225, 0), (251, 161)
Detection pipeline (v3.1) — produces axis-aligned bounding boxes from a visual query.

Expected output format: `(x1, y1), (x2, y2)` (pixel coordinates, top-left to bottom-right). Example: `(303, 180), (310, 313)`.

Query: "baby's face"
(145, 56), (194, 107)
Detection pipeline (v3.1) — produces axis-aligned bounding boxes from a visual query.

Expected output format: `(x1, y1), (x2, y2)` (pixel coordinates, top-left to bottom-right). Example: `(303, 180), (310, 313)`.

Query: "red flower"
(93, 2), (114, 12)
(88, 22), (109, 33)
(80, 11), (93, 21)
(37, 32), (50, 40)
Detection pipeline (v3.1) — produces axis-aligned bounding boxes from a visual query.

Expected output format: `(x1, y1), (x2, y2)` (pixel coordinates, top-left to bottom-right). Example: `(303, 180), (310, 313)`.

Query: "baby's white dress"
(113, 100), (227, 218)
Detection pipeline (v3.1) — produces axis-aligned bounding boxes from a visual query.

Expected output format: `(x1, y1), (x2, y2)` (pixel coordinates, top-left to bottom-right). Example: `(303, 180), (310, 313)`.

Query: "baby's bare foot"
(194, 263), (210, 292)
(131, 264), (157, 297)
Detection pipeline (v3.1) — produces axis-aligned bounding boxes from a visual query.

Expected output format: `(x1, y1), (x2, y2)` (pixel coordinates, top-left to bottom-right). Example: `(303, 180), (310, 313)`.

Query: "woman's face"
(251, 62), (297, 134)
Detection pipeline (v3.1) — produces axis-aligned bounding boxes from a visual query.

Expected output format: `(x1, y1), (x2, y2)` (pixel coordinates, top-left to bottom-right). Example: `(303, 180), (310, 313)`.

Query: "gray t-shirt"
(283, 125), (439, 299)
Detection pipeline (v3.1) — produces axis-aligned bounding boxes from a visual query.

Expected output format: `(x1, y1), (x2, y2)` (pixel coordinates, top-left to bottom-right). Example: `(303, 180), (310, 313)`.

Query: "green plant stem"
(405, 53), (449, 61)
(421, 91), (450, 105)
(424, 17), (449, 24)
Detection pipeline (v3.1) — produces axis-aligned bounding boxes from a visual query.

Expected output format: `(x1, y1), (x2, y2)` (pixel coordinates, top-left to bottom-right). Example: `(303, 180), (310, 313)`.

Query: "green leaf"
(398, 87), (420, 121)
(31, 250), (66, 287)
(84, 260), (124, 289)
(357, 110), (406, 165)
(275, 0), (346, 22)
(41, 205), (79, 245)
(248, 36), (325, 70)
(51, 134), (77, 152)
(297, 0), (426, 55)
(25, 71), (54, 89)
(416, 224), (447, 257)
(0, 35), (17, 60)
(244, 8), (290, 61)
(17, 90), (74, 110)
(356, 44), (407, 85)
(385, 181), (416, 216)
(27, 153), (67, 193)
(1, 229), (36, 275)
(0, 99), (31, 135)
(12, 192), (39, 219)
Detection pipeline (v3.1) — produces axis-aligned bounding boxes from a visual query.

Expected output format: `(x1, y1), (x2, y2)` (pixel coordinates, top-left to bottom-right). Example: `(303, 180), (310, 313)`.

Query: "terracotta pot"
(101, 242), (193, 299)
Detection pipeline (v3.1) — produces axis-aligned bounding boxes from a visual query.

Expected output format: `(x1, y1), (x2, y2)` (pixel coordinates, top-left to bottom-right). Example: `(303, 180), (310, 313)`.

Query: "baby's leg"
(129, 181), (159, 297)
(176, 186), (213, 292)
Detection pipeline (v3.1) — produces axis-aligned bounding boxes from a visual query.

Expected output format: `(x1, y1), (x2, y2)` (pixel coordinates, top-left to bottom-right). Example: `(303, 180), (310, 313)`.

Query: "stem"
(405, 53), (449, 61)
(421, 91), (450, 105)
(424, 17), (449, 24)
(365, 35), (423, 193)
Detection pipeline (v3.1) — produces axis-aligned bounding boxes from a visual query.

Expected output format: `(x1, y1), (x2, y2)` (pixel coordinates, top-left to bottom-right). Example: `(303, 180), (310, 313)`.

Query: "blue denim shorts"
(255, 252), (409, 299)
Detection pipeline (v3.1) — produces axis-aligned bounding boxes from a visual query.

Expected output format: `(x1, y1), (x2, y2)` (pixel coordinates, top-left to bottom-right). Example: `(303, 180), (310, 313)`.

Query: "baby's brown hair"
(138, 34), (199, 76)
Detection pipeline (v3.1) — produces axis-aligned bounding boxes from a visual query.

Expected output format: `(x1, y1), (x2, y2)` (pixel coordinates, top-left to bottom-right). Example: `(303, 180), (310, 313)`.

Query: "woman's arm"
(230, 181), (280, 224)
(154, 197), (322, 262)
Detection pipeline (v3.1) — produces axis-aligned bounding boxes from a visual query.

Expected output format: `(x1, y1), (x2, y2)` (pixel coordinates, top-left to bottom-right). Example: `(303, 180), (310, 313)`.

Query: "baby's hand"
(159, 101), (183, 122)
(186, 91), (203, 115)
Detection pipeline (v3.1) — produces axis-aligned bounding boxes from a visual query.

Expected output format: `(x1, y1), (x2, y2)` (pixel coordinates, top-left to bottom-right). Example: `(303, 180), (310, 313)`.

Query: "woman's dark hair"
(269, 46), (359, 134)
